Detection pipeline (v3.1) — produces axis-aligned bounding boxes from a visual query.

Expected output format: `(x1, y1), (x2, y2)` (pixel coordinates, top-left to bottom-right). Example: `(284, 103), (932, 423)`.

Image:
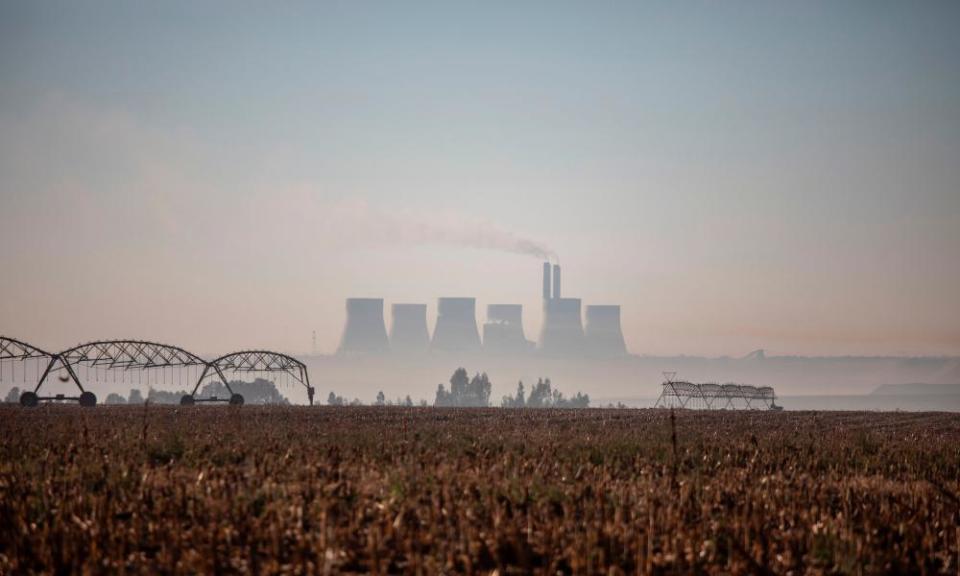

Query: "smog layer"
(312, 262), (960, 406)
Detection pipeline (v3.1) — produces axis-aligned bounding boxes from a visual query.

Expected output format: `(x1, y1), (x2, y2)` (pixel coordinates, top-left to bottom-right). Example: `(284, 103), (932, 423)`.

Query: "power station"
(539, 263), (584, 355)
(337, 262), (626, 357)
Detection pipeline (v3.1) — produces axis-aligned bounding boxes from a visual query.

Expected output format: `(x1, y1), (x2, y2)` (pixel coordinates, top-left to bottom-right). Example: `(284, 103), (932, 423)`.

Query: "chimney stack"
(542, 262), (551, 300)
(552, 264), (562, 300)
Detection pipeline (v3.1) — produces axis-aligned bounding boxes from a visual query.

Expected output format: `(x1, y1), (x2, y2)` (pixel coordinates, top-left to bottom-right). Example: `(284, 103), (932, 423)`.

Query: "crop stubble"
(1, 406), (958, 574)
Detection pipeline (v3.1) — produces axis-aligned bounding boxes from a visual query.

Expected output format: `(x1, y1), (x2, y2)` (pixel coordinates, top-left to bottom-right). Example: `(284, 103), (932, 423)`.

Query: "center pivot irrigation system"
(0, 336), (314, 407)
(654, 372), (782, 410)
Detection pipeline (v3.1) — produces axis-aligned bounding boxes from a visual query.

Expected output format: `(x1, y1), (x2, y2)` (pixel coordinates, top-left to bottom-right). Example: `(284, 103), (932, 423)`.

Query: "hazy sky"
(1, 1), (958, 357)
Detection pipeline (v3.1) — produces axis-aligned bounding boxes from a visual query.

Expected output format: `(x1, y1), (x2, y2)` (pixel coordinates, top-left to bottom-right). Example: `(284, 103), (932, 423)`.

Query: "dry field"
(1, 406), (958, 575)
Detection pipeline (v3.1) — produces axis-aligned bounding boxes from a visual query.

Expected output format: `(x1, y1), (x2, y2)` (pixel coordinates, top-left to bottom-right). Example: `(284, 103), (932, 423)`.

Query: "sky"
(1, 1), (958, 358)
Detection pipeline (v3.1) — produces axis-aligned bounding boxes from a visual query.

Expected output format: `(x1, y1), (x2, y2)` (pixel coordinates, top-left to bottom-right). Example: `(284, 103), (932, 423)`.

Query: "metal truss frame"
(654, 374), (779, 411)
(1, 336), (54, 360)
(2, 336), (315, 407)
(206, 350), (315, 405)
(1, 336), (89, 406)
(29, 340), (220, 406)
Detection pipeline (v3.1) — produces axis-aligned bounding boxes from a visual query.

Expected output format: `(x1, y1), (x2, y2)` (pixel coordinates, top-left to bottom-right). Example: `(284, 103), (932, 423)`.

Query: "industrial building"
(538, 263), (585, 355)
(336, 262), (627, 356)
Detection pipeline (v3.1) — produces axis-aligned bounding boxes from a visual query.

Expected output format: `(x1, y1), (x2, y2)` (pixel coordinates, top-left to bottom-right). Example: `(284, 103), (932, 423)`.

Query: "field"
(1, 406), (959, 574)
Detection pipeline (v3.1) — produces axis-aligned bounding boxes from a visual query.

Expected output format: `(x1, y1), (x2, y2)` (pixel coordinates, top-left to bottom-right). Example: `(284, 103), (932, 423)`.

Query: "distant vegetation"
(326, 392), (365, 406)
(201, 379), (290, 405)
(3, 369), (590, 409)
(3, 387), (21, 404)
(23, 378), (292, 406)
(431, 368), (590, 408)
(434, 368), (492, 407)
(326, 368), (590, 408)
(501, 377), (590, 408)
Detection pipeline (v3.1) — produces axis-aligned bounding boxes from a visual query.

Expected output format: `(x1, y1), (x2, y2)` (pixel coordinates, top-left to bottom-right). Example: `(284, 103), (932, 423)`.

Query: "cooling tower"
(389, 303), (430, 352)
(488, 303), (523, 325)
(432, 297), (481, 352)
(338, 298), (389, 354)
(584, 305), (627, 356)
(483, 304), (531, 353)
(538, 297), (585, 354)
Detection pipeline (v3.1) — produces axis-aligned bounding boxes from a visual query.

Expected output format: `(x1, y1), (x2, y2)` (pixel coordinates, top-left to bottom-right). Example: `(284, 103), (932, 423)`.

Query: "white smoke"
(320, 198), (556, 261)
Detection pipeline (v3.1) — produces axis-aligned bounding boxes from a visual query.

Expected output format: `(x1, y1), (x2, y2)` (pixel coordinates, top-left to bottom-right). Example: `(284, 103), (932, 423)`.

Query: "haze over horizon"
(2, 1), (958, 358)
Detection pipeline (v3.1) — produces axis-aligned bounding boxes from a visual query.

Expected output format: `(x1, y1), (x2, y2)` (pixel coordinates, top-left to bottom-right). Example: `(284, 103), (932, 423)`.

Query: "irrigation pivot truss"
(57, 340), (219, 407)
(655, 372), (781, 410)
(1, 335), (90, 407)
(0, 336), (315, 407)
(59, 340), (207, 369)
(187, 350), (314, 406)
(0, 337), (54, 361)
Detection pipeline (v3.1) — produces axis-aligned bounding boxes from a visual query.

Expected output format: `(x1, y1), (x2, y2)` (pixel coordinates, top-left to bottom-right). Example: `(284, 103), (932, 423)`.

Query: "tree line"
(329, 368), (590, 408)
(4, 369), (593, 408)
(3, 378), (289, 405)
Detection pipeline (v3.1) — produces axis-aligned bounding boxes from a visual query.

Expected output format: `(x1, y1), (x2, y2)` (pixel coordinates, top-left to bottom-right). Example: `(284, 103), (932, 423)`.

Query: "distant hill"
(871, 383), (960, 396)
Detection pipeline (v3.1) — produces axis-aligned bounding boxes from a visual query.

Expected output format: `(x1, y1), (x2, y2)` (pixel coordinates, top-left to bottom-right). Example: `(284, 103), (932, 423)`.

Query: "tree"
(559, 392), (590, 408)
(467, 373), (492, 407)
(376, 391), (385, 406)
(502, 381), (526, 408)
(105, 393), (126, 405)
(147, 388), (190, 404)
(435, 384), (450, 407)
(200, 378), (289, 405)
(128, 388), (144, 405)
(4, 387), (20, 403)
(404, 395), (413, 407)
(434, 368), (492, 407)
(527, 378), (552, 408)
(450, 368), (469, 398)
(523, 378), (589, 408)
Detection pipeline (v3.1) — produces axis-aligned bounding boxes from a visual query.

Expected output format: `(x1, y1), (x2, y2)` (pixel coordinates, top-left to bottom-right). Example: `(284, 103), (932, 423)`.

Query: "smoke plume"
(322, 198), (555, 261)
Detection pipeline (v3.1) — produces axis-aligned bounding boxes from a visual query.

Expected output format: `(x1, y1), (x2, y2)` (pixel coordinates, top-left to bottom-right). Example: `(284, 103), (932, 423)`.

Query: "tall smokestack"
(552, 264), (562, 300)
(338, 298), (389, 354)
(542, 262), (551, 300)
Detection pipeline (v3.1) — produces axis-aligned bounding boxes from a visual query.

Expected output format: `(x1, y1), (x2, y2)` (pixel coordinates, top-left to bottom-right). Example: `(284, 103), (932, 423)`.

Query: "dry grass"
(1, 406), (958, 574)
